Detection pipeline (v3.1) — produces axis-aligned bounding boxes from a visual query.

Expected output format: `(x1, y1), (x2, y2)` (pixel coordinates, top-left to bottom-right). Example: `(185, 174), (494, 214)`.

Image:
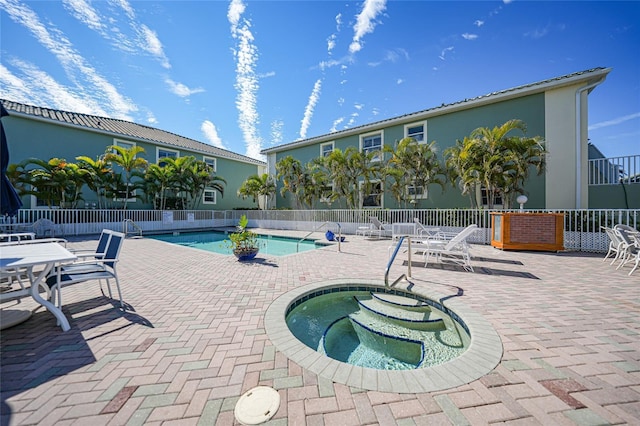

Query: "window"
(114, 183), (137, 203)
(405, 122), (426, 143)
(203, 156), (217, 172)
(360, 132), (383, 161)
(407, 183), (428, 199)
(157, 148), (179, 166)
(203, 189), (217, 204)
(480, 187), (503, 207)
(113, 139), (135, 151)
(320, 142), (334, 157)
(360, 180), (383, 208)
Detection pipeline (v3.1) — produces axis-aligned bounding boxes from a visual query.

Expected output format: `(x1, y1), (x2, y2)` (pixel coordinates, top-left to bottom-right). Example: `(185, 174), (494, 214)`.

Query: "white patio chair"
(613, 225), (639, 272)
(32, 218), (61, 238)
(413, 218), (441, 238)
(625, 233), (640, 276)
(368, 217), (393, 239)
(46, 231), (125, 310)
(602, 226), (624, 265)
(421, 224), (479, 272)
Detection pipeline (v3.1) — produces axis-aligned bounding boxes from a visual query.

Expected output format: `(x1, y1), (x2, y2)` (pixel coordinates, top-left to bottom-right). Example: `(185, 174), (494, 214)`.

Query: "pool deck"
(1, 229), (639, 425)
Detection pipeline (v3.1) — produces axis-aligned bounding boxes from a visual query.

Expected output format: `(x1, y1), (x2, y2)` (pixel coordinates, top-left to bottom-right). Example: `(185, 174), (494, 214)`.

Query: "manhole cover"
(234, 386), (280, 425)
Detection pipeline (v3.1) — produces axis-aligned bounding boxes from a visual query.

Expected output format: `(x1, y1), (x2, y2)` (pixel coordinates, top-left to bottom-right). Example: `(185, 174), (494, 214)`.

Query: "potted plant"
(227, 214), (261, 261)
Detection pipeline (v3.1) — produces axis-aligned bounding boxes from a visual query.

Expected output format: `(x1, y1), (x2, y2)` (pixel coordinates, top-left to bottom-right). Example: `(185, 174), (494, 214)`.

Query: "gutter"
(574, 75), (608, 208)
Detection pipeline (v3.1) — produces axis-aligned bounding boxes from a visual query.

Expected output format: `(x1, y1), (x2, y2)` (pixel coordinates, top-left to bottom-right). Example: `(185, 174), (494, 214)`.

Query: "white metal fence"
(3, 208), (638, 253)
(589, 154), (640, 185)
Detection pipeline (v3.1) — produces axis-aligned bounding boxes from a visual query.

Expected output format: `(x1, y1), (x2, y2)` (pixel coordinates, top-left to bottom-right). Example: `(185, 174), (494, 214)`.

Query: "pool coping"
(265, 278), (503, 394)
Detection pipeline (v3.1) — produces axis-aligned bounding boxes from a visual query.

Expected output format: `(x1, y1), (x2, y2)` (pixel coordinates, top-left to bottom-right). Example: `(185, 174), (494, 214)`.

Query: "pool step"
(354, 296), (445, 331)
(371, 293), (432, 312)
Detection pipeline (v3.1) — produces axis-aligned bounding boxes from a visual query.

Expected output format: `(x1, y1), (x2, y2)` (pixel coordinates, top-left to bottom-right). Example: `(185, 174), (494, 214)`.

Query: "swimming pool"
(149, 231), (326, 256)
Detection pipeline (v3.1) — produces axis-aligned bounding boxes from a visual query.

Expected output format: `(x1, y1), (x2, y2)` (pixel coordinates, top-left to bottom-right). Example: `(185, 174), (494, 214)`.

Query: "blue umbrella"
(1, 103), (23, 216)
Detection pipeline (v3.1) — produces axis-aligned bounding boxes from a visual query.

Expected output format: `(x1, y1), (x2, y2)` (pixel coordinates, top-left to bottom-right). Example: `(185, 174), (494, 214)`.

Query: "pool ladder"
(122, 219), (143, 238)
(385, 236), (413, 287)
(296, 221), (343, 252)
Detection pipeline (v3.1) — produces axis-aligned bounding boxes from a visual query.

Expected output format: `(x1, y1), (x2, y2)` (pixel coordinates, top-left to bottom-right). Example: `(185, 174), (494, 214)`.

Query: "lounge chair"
(413, 218), (441, 238)
(46, 231), (125, 310)
(368, 217), (393, 239)
(421, 224), (479, 272)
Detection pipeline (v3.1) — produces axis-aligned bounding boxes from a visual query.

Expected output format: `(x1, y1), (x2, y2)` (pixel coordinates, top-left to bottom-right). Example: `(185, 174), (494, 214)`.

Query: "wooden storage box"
(491, 212), (564, 252)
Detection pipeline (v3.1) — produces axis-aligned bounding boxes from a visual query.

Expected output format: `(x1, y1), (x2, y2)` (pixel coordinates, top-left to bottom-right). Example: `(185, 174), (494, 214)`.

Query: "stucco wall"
(3, 115), (260, 210)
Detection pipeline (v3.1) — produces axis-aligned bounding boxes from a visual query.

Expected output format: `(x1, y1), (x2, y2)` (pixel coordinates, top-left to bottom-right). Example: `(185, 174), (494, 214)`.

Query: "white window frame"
(203, 189), (217, 204)
(478, 186), (504, 208)
(360, 131), (383, 162)
(320, 142), (334, 157)
(407, 182), (428, 200)
(114, 183), (137, 203)
(404, 121), (426, 143)
(157, 147), (179, 164)
(113, 139), (135, 151)
(203, 156), (217, 172)
(359, 180), (383, 208)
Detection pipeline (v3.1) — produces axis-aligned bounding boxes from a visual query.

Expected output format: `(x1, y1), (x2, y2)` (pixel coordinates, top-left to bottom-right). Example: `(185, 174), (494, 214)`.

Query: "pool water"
(286, 290), (469, 370)
(149, 231), (324, 256)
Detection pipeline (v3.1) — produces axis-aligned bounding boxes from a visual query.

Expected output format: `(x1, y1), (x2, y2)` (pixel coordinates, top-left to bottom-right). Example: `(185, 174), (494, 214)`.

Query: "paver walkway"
(1, 230), (639, 425)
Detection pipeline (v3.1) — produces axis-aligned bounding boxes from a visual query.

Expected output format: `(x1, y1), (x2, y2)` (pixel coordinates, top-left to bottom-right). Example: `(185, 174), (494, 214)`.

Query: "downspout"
(575, 77), (606, 208)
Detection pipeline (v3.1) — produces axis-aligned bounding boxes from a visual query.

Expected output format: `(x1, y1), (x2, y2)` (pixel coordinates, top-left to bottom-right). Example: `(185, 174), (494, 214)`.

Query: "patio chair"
(613, 225), (639, 271)
(413, 218), (441, 238)
(421, 224), (479, 272)
(69, 229), (111, 261)
(32, 218), (60, 238)
(602, 227), (624, 265)
(625, 233), (640, 276)
(368, 217), (393, 239)
(46, 231), (125, 310)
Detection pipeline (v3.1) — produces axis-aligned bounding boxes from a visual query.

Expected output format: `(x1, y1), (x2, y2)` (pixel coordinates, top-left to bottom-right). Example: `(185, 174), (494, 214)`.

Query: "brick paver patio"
(1, 230), (639, 425)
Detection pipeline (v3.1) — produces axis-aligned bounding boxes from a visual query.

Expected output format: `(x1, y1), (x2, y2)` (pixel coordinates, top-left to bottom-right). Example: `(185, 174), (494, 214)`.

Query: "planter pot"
(233, 248), (259, 261)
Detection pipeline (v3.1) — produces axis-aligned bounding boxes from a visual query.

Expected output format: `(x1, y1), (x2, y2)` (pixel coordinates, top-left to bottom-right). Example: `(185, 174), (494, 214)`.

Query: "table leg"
(30, 262), (70, 332)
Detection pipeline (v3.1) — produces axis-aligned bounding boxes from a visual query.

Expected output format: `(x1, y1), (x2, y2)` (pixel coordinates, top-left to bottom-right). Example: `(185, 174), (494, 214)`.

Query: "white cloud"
(146, 111), (157, 124)
(589, 112), (640, 131)
(503, 0), (513, 4)
(337, 97), (345, 106)
(397, 78), (403, 85)
(63, 0), (105, 32)
(330, 117), (344, 133)
(228, 0), (263, 160)
(354, 103), (363, 110)
(201, 120), (225, 148)
(140, 24), (170, 69)
(439, 46), (454, 60)
(165, 78), (205, 98)
(462, 33), (478, 40)
(270, 119), (283, 146)
(299, 79), (322, 140)
(474, 20), (484, 27)
(349, 0), (387, 54)
(0, 0), (136, 119)
(524, 24), (550, 39)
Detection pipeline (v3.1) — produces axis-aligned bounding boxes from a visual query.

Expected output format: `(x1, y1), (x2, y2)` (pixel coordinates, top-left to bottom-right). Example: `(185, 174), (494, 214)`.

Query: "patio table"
(0, 242), (77, 331)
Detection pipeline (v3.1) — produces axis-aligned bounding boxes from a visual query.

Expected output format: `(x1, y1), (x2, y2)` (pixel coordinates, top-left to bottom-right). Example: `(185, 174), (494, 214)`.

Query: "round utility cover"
(234, 386), (280, 425)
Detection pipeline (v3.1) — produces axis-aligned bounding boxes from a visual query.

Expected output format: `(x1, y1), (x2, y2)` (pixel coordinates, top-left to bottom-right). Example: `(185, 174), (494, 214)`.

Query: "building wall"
(272, 94), (547, 210)
(3, 114), (261, 210)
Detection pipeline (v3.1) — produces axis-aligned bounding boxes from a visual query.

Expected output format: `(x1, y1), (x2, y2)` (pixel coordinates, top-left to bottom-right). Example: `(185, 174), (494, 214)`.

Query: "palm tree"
(276, 156), (307, 209)
(15, 158), (87, 208)
(321, 147), (379, 209)
(186, 159), (226, 209)
(138, 163), (174, 210)
(104, 145), (148, 209)
(76, 155), (111, 208)
(384, 138), (446, 208)
(238, 173), (276, 209)
(445, 119), (545, 208)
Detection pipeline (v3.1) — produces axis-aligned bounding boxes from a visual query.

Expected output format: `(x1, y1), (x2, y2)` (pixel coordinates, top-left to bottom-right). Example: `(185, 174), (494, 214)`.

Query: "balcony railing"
(589, 154), (640, 185)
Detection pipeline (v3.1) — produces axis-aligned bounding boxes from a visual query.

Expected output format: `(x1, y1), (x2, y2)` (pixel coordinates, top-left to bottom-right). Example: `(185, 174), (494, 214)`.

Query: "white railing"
(589, 154), (640, 185)
(3, 208), (639, 253)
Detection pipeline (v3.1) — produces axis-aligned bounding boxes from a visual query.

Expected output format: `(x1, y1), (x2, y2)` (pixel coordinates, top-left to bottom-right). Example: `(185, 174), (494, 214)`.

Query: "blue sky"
(1, 0), (638, 161)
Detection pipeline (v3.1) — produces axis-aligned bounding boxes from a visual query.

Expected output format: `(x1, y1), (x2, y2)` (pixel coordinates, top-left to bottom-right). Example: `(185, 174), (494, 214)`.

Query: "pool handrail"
(385, 235), (412, 287)
(297, 221), (328, 252)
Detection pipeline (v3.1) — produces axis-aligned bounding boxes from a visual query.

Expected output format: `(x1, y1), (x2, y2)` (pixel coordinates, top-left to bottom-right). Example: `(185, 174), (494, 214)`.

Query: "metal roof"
(0, 99), (265, 166)
(262, 67), (611, 154)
